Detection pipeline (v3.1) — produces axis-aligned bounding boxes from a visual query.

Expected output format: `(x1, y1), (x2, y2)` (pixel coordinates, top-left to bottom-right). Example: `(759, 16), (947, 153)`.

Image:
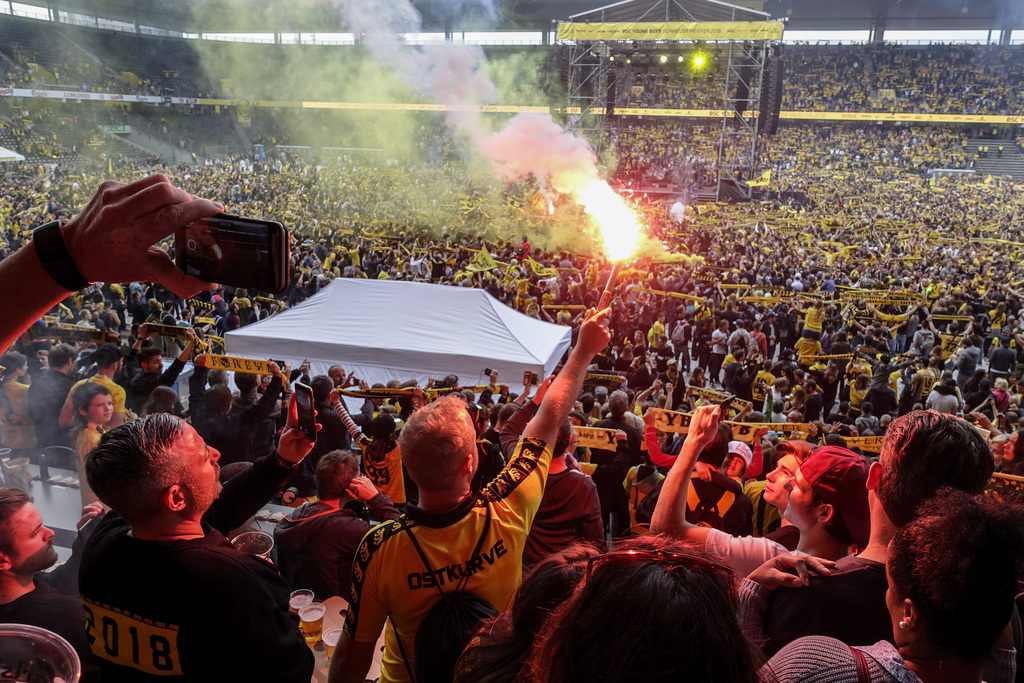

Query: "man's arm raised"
(649, 403), (723, 544)
(523, 308), (611, 447)
(0, 174), (220, 353)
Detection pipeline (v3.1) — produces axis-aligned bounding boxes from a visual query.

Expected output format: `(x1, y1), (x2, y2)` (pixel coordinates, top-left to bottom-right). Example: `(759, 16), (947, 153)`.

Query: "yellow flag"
(527, 258), (558, 278)
(466, 248), (500, 273)
(747, 169), (771, 187)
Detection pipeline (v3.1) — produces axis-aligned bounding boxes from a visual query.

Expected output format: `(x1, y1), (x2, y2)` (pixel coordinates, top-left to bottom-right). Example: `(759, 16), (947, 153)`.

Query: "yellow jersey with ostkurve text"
(344, 437), (552, 683)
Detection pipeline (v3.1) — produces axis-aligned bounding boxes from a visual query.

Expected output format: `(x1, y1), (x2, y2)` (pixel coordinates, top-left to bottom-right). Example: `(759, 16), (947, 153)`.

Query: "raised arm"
(649, 403), (723, 543)
(329, 389), (370, 446)
(1, 174), (221, 353)
(523, 308), (611, 447)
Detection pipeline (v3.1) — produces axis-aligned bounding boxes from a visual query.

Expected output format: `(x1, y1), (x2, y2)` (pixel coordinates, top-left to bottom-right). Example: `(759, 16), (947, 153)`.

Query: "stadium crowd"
(611, 42), (1024, 115)
(1, 30), (1024, 683)
(0, 128), (1023, 680)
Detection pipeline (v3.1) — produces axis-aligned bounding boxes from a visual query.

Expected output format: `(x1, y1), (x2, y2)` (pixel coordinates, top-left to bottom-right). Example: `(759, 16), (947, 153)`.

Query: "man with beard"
(78, 406), (315, 681)
(0, 489), (105, 678)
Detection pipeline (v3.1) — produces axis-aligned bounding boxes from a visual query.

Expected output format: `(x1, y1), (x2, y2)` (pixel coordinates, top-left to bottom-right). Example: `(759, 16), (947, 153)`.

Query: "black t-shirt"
(990, 346), (1016, 373)
(762, 555), (889, 656)
(804, 393), (824, 422)
(0, 582), (99, 678)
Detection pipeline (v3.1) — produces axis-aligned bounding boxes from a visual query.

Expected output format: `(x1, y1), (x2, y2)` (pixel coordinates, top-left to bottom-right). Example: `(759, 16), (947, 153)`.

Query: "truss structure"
(561, 0), (780, 200)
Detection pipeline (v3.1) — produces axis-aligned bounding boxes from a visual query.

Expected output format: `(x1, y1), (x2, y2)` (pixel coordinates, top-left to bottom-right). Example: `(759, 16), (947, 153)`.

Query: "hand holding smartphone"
(293, 382), (318, 443)
(176, 213), (289, 294)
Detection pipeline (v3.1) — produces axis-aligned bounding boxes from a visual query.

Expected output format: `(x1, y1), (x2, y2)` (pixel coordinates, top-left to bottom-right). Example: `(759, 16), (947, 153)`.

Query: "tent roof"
(224, 278), (572, 386)
(0, 146), (25, 163)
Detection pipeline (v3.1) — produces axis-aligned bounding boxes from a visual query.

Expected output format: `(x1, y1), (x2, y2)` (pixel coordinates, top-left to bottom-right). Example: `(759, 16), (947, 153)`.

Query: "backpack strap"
(849, 645), (870, 683)
(388, 506), (494, 683)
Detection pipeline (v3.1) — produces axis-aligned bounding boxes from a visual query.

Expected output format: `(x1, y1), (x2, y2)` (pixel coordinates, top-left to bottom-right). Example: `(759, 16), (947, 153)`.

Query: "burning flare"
(577, 180), (643, 262)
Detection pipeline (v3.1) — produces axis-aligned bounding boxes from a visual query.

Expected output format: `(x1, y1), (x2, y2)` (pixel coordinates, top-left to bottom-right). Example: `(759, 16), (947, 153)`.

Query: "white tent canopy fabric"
(225, 279), (572, 393)
(0, 146), (25, 162)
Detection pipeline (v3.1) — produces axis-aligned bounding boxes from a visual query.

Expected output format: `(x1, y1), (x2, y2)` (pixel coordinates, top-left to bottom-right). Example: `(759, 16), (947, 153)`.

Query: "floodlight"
(660, 55), (668, 63)
(693, 54), (707, 68)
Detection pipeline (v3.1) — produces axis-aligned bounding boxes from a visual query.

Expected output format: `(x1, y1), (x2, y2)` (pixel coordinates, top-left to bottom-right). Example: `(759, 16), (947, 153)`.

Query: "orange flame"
(576, 180), (643, 262)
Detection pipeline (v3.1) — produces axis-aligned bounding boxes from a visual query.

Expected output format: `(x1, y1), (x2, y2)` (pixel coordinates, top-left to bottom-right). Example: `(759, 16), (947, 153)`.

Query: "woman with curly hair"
(763, 488), (1024, 682)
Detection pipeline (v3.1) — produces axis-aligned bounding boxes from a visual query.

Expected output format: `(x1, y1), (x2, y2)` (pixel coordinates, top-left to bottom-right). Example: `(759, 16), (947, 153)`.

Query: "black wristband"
(33, 220), (89, 291)
(273, 454), (301, 471)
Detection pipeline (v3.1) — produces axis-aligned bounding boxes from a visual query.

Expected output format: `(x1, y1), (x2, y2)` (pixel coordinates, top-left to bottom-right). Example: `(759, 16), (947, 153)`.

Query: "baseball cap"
(798, 446), (870, 548)
(727, 441), (759, 478)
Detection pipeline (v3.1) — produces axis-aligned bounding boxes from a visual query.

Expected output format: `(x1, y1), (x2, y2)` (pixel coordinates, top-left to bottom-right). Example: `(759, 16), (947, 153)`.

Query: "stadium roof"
(564, 0), (768, 23)
(513, 0), (1023, 31)
(43, 0), (1024, 34)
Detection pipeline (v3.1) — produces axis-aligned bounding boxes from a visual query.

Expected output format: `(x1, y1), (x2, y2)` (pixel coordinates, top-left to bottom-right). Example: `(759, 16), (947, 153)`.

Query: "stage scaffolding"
(560, 0), (781, 201)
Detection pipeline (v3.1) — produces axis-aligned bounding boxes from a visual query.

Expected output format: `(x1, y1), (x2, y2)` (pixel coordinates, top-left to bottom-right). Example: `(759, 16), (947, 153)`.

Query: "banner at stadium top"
(556, 21), (784, 42)
(5, 85), (1023, 125)
(0, 87), (187, 105)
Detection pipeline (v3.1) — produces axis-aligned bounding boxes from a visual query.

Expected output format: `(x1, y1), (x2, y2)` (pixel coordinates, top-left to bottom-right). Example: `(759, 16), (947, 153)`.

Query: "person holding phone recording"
(2, 174), (223, 354)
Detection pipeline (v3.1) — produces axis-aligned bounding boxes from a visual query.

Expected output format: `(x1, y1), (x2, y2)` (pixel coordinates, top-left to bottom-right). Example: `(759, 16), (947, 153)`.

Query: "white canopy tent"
(225, 279), (572, 394)
(0, 146), (25, 162)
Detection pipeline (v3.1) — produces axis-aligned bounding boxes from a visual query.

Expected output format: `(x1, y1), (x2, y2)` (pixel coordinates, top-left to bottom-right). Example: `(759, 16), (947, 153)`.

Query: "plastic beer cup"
(289, 589), (314, 615)
(299, 602), (326, 643)
(323, 627), (343, 660)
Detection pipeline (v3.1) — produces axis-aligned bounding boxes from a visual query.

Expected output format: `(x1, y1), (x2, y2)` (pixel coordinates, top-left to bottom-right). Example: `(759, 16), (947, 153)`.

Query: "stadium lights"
(660, 55), (668, 63)
(678, 55), (684, 62)
(693, 54), (707, 68)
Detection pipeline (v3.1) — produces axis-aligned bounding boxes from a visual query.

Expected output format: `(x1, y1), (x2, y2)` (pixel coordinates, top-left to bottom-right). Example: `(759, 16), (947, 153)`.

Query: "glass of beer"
(299, 602), (326, 644)
(289, 589), (314, 615)
(323, 627), (343, 660)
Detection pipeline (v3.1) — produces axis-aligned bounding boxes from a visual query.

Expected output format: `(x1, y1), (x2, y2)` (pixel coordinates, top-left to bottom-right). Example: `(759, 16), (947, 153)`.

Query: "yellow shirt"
(795, 337), (823, 363)
(803, 307), (826, 333)
(647, 320), (666, 345)
(849, 382), (868, 411)
(75, 422), (104, 505)
(1, 380), (35, 450)
(63, 375), (126, 424)
(361, 443), (406, 505)
(345, 438), (552, 683)
(752, 370), (776, 402)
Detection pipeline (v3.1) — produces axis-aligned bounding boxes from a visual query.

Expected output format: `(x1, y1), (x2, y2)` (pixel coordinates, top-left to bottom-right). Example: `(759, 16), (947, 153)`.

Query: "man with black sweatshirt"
(80, 410), (315, 681)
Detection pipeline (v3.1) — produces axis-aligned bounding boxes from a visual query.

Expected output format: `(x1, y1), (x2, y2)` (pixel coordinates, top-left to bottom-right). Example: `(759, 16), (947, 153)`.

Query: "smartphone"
(294, 382), (318, 443)
(719, 395), (737, 416)
(176, 214), (289, 294)
(523, 371), (539, 386)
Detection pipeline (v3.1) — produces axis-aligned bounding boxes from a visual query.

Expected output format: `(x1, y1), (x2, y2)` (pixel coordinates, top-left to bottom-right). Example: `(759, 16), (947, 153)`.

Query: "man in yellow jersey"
(330, 309), (611, 683)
